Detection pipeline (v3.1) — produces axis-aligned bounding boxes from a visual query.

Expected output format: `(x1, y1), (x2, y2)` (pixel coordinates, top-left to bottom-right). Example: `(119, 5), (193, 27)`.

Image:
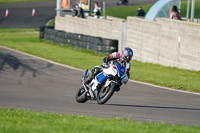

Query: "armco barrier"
(41, 26), (118, 54)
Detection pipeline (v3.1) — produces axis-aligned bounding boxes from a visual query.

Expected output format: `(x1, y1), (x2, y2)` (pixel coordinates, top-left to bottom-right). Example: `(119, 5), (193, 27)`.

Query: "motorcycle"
(75, 60), (128, 104)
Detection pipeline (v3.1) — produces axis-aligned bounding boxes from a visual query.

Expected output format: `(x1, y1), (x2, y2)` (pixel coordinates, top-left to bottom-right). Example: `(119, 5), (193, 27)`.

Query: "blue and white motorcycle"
(75, 61), (128, 104)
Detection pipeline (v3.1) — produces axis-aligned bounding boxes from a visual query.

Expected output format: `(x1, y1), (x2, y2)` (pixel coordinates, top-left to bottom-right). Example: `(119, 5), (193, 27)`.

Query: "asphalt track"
(0, 1), (56, 28)
(0, 0), (157, 28)
(0, 46), (200, 126)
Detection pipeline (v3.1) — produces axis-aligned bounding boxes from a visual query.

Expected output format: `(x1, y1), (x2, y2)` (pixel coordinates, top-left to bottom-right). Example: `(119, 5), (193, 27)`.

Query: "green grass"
(0, 0), (55, 4)
(106, 1), (200, 19)
(0, 28), (200, 93)
(1, 108), (200, 133)
(47, 19), (55, 27)
(106, 4), (152, 19)
(181, 0), (200, 19)
(0, 28), (104, 70)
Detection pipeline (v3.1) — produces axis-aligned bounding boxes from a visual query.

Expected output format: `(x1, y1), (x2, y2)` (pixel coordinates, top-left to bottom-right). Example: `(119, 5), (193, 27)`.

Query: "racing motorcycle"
(75, 60), (128, 104)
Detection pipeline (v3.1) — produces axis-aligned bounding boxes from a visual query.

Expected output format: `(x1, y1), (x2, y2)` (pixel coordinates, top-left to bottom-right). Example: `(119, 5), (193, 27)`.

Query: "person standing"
(93, 2), (101, 18)
(71, 4), (85, 18)
(117, 0), (128, 6)
(136, 6), (145, 17)
(170, 5), (182, 20)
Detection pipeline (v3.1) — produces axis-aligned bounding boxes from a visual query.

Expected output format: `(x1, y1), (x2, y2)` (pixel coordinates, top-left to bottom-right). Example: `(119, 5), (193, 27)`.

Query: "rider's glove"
(102, 62), (108, 68)
(102, 57), (109, 68)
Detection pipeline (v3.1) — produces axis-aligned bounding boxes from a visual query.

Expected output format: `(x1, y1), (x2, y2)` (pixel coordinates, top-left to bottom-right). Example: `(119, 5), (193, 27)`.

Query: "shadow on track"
(0, 53), (53, 77)
(106, 104), (200, 111)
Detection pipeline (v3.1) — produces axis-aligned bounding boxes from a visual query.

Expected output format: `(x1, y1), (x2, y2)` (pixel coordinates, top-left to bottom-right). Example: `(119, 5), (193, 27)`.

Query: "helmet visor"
(125, 55), (130, 62)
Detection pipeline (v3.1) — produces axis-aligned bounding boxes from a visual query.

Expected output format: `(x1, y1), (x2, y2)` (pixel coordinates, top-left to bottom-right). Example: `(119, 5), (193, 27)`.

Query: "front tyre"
(75, 86), (88, 103)
(97, 82), (116, 104)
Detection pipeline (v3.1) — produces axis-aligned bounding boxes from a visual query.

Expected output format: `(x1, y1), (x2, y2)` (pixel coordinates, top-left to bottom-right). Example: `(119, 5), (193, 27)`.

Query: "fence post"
(121, 21), (127, 51)
(56, 0), (62, 16)
(103, 1), (106, 18)
(186, 0), (190, 21)
(191, 0), (195, 22)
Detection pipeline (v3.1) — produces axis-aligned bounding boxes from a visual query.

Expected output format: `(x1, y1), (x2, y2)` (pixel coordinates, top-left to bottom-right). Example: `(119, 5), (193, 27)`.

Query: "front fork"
(82, 69), (89, 82)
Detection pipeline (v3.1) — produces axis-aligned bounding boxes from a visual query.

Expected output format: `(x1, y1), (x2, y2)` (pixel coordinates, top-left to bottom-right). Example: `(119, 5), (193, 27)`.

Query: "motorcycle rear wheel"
(97, 82), (116, 104)
(75, 86), (88, 103)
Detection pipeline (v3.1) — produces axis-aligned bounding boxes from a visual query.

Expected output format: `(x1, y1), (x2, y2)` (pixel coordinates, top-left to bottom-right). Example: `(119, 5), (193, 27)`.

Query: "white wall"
(55, 15), (200, 71)
(126, 17), (200, 71)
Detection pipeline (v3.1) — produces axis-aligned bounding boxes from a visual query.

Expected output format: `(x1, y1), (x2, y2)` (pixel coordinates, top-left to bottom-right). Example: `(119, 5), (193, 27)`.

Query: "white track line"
(1, 46), (200, 96)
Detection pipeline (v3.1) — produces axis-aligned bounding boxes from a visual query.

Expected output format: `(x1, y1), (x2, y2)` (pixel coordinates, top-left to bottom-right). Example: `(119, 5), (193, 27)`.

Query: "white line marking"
(1, 46), (200, 96)
(0, 46), (83, 72)
(129, 79), (200, 96)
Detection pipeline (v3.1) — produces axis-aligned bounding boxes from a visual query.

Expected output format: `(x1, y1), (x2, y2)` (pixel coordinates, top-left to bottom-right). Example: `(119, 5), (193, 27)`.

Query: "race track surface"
(0, 47), (200, 126)
(0, 1), (56, 28)
(0, 0), (157, 28)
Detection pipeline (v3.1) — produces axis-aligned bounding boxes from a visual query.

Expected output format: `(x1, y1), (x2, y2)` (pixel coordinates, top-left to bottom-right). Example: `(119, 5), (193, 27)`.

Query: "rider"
(84, 47), (134, 88)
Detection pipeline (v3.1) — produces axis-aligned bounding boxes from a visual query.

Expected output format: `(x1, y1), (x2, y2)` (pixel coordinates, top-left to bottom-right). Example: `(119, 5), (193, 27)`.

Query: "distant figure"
(93, 2), (101, 18)
(117, 0), (128, 5)
(136, 6), (145, 17)
(170, 5), (182, 20)
(71, 7), (77, 17)
(71, 4), (85, 18)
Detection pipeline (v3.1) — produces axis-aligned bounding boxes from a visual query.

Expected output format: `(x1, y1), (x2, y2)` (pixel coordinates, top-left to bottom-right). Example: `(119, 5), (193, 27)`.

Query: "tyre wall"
(40, 26), (118, 54)
(55, 15), (124, 52)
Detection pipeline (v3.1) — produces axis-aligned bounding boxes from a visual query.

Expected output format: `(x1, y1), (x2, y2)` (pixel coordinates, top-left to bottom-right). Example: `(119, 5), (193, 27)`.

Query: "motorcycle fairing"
(82, 69), (89, 81)
(114, 62), (126, 78)
(96, 72), (108, 84)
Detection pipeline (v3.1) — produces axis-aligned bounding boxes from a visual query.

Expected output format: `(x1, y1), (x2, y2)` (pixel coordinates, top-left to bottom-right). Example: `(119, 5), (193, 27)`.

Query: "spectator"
(117, 0), (128, 5)
(93, 2), (101, 18)
(71, 4), (85, 18)
(71, 7), (77, 17)
(170, 5), (182, 20)
(136, 6), (145, 17)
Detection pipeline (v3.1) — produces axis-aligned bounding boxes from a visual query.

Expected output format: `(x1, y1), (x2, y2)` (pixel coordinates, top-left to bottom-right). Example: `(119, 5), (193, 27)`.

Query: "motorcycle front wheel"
(75, 86), (88, 103)
(97, 82), (116, 104)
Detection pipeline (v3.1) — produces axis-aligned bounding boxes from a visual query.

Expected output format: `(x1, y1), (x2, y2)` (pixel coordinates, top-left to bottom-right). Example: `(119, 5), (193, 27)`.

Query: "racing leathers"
(103, 52), (131, 78)
(84, 52), (131, 85)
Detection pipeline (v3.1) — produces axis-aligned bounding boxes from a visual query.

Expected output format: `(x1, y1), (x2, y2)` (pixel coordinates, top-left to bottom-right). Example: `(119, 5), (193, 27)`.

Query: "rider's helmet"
(121, 47), (133, 63)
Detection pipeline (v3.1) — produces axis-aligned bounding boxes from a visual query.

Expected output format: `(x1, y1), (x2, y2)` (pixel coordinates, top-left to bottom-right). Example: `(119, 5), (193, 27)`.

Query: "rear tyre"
(75, 86), (88, 103)
(97, 82), (116, 104)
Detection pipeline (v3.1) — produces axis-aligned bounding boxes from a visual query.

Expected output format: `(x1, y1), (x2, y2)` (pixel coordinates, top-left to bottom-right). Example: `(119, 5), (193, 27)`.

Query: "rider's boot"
(84, 66), (102, 85)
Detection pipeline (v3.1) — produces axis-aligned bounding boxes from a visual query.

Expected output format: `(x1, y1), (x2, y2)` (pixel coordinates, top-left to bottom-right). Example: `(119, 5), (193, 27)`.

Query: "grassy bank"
(1, 108), (200, 133)
(106, 1), (200, 19)
(0, 28), (200, 92)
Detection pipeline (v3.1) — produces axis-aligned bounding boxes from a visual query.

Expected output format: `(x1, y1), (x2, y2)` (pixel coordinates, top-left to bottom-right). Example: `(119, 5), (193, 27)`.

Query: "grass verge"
(106, 1), (200, 19)
(1, 108), (200, 133)
(0, 28), (200, 92)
